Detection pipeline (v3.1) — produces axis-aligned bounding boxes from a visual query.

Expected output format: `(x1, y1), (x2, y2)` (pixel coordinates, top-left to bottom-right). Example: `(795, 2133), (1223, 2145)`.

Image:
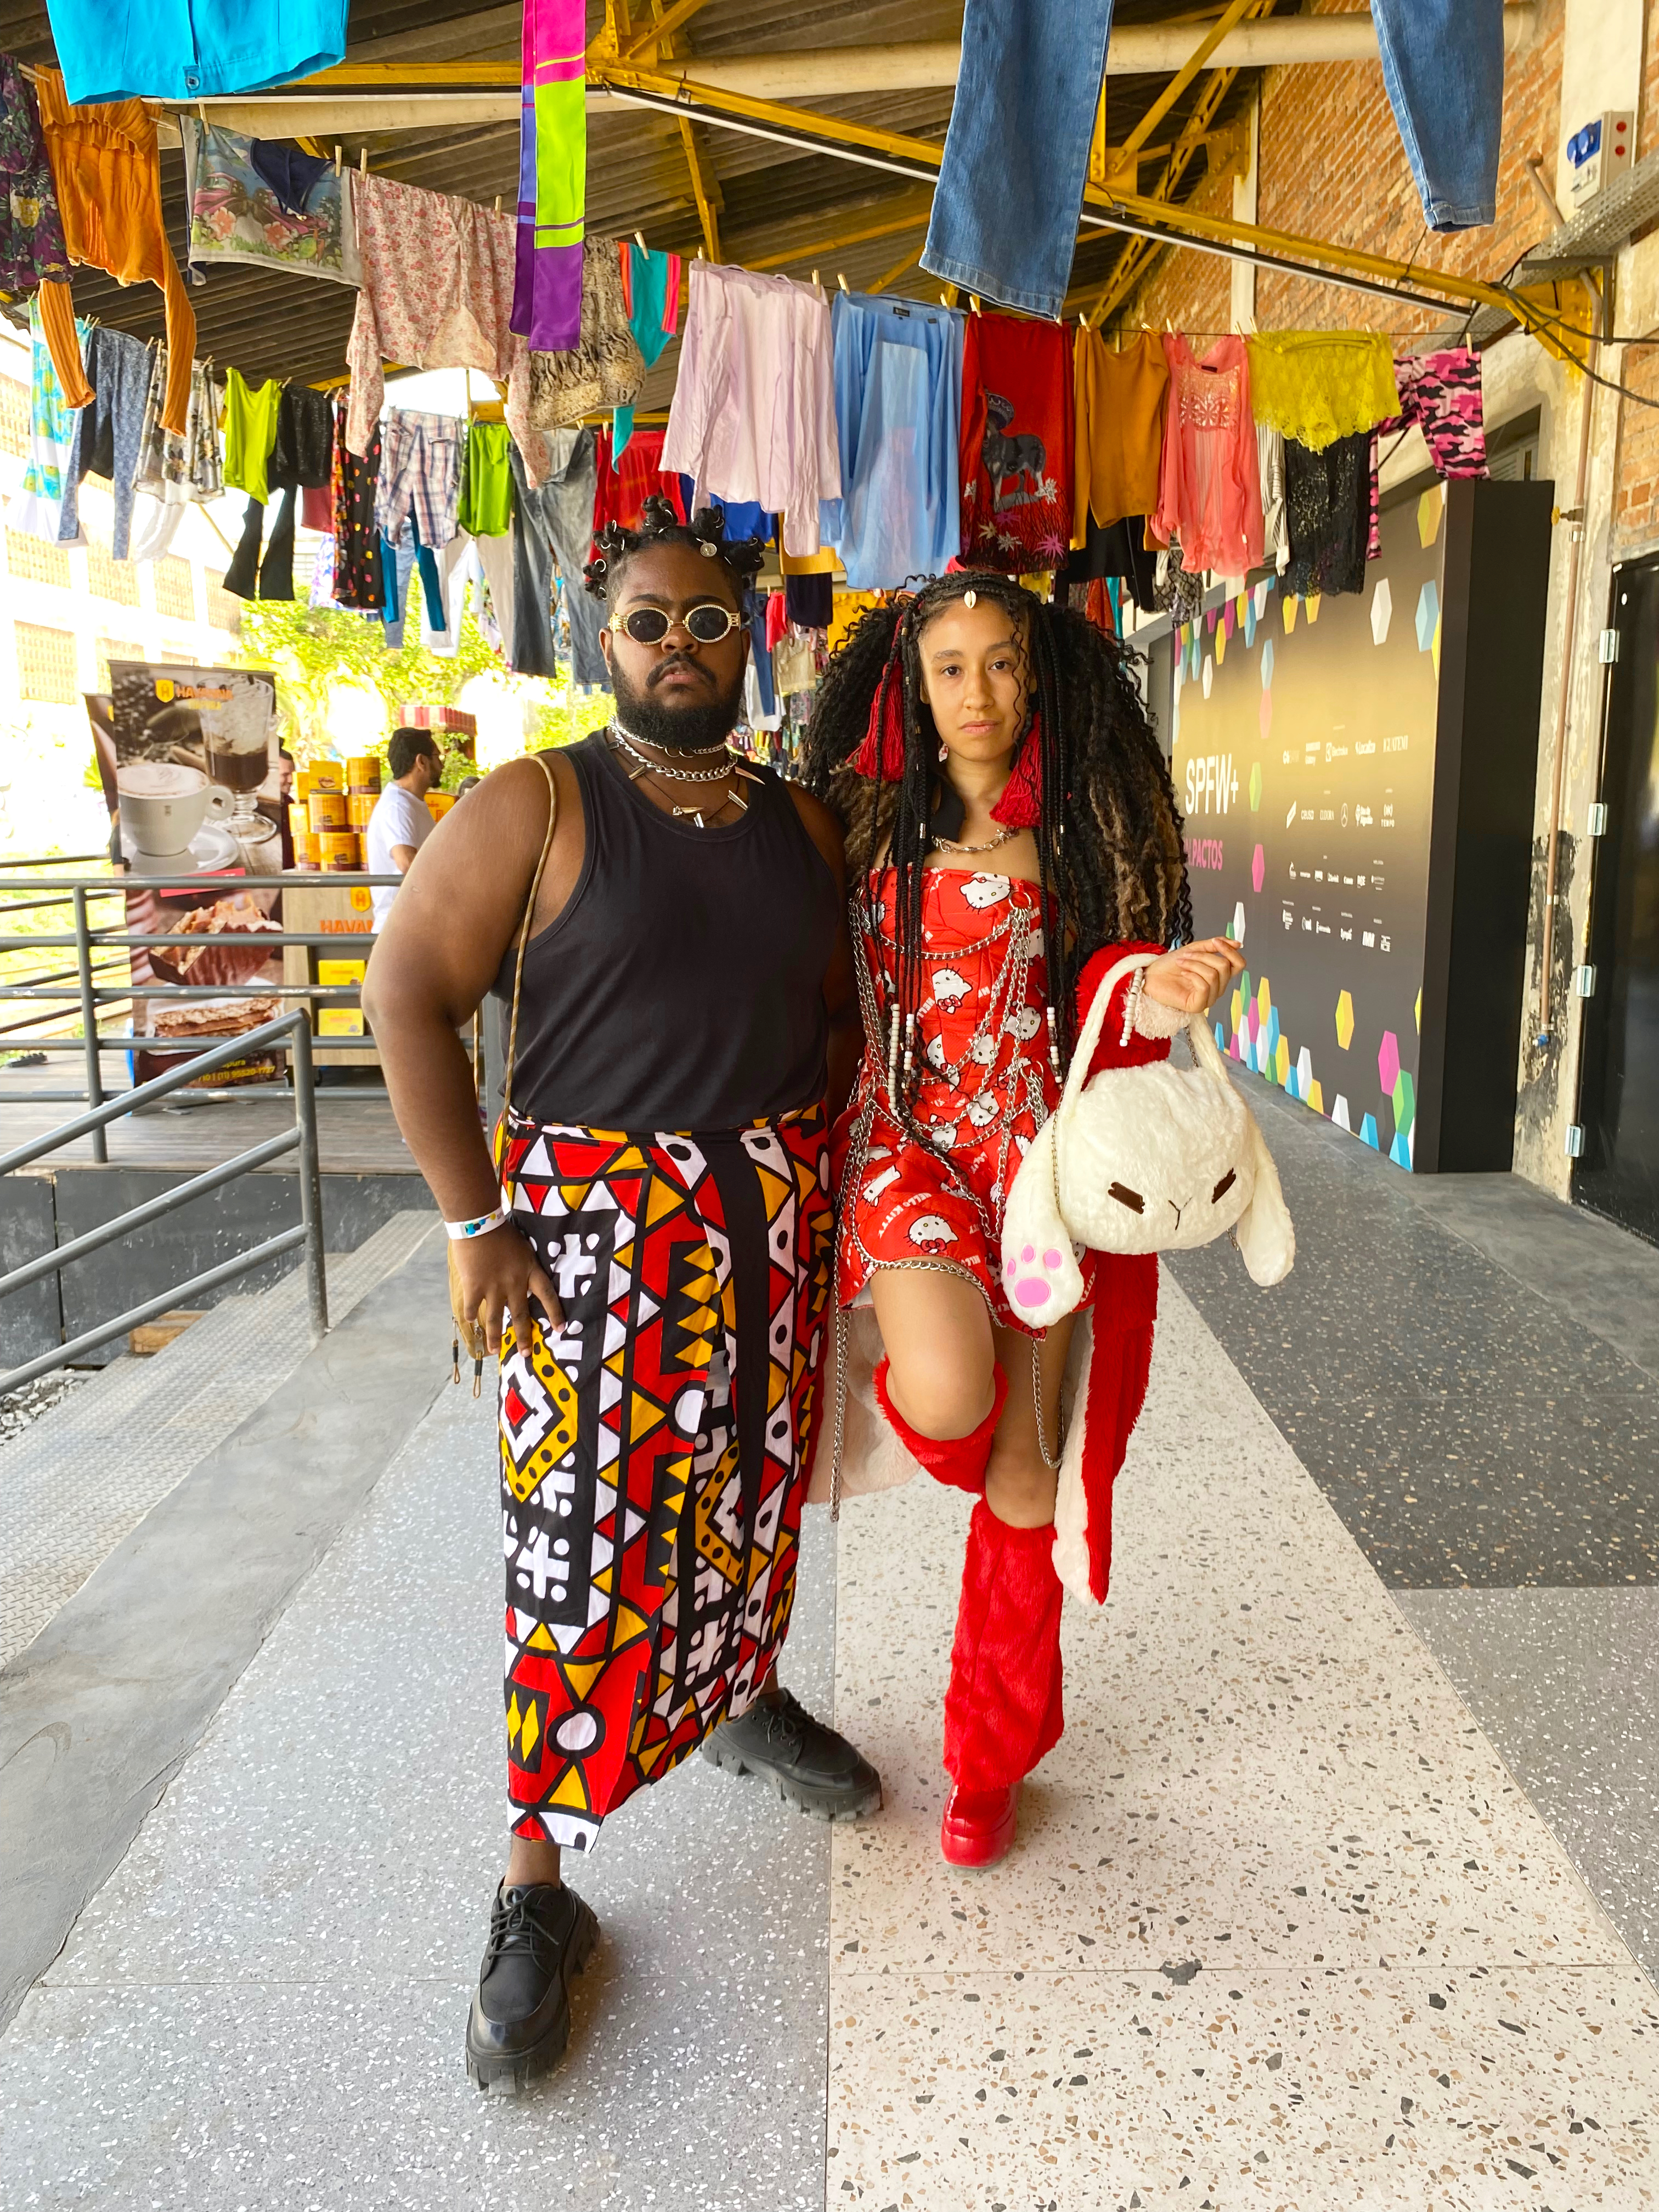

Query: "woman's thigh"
(869, 1267), (996, 1438)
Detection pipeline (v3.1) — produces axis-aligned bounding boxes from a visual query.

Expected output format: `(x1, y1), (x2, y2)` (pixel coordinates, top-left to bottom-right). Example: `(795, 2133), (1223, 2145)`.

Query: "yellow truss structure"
(581, 53), (1592, 365)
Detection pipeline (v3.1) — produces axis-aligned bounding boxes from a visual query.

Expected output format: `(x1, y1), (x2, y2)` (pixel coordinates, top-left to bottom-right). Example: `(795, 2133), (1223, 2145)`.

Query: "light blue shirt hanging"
(823, 291), (964, 592)
(48, 0), (347, 104)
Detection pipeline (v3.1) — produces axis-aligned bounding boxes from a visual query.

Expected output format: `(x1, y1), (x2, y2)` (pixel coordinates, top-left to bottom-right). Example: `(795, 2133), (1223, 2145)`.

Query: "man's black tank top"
(494, 732), (838, 1131)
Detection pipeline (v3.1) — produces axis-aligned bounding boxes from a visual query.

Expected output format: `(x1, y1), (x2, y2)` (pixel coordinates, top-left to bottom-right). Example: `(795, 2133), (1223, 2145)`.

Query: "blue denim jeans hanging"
(921, 0), (1115, 320)
(1372, 0), (1504, 231)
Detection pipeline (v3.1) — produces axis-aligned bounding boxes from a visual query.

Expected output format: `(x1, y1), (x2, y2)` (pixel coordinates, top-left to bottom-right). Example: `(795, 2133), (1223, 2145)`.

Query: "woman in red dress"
(802, 569), (1242, 1867)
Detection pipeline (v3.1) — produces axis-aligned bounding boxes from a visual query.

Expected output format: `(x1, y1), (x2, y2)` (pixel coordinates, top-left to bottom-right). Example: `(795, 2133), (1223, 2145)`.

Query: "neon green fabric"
(222, 365), (281, 505)
(459, 421), (514, 537)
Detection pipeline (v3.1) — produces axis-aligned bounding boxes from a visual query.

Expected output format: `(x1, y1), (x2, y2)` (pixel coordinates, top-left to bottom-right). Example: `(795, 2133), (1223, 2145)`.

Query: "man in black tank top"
(364, 501), (879, 2092)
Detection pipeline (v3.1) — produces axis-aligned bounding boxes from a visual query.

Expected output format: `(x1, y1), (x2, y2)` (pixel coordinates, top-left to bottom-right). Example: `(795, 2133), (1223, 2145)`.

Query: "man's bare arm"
(363, 753), (580, 1346)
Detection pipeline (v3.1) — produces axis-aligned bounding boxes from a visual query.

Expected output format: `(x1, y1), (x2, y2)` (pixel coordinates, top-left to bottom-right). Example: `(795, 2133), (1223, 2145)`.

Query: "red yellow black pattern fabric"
(497, 1107), (832, 1850)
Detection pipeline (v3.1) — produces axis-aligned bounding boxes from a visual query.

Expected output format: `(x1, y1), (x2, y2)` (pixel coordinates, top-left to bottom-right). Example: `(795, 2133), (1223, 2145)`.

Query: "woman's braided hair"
(583, 493), (768, 601)
(799, 569), (1192, 1093)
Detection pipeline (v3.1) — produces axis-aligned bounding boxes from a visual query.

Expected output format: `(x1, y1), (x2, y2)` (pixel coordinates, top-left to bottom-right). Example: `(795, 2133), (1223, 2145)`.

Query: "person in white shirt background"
(367, 727), (443, 929)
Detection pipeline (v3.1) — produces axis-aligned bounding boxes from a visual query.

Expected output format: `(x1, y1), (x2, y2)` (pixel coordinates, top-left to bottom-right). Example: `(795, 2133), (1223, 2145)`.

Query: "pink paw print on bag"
(1002, 1240), (1077, 1327)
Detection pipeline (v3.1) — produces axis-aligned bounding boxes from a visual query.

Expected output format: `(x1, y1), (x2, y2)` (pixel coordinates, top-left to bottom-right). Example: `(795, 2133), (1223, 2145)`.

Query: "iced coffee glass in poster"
(104, 661), (289, 1087)
(1169, 488), (1447, 1168)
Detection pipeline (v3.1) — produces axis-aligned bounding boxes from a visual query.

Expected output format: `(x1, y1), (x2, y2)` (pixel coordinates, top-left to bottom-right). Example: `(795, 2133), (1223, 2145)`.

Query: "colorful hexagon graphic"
(1223, 599), (1237, 637)
(1248, 760), (1262, 811)
(1335, 989), (1354, 1050)
(1306, 1077), (1324, 1115)
(1256, 975), (1271, 1026)
(1389, 1131), (1411, 1167)
(1274, 1034), (1290, 1087)
(1296, 1045), (1312, 1097)
(1331, 1093), (1351, 1132)
(1418, 485), (1444, 548)
(1378, 1029), (1401, 1097)
(1215, 622), (1228, 665)
(1305, 593), (1322, 624)
(1203, 654), (1214, 699)
(1370, 576), (1393, 646)
(1261, 639), (1274, 689)
(1230, 986), (1243, 1035)
(1243, 598), (1257, 647)
(1414, 986), (1421, 1033)
(1392, 1068), (1415, 1138)
(1215, 1020), (1226, 1052)
(1415, 579), (1440, 652)
(1254, 578), (1273, 619)
(1259, 687), (1273, 742)
(1283, 595), (1299, 635)
(1431, 611), (1442, 678)
(1359, 1112), (1380, 1150)
(1251, 843), (1265, 894)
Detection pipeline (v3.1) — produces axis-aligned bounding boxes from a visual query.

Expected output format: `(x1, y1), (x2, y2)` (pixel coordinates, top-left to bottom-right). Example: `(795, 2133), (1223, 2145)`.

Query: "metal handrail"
(0, 868), (406, 1126)
(0, 1009), (329, 1395)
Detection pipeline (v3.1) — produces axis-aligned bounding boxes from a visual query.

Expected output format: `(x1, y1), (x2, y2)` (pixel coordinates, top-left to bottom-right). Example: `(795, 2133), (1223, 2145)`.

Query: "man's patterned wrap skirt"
(496, 1105), (832, 1850)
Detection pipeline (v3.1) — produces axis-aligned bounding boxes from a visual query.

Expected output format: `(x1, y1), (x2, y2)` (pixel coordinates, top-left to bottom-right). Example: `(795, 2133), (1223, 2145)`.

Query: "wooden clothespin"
(635, 230), (647, 252)
(969, 294), (982, 316)
(334, 144), (342, 176)
(360, 146), (368, 176)
(811, 268), (820, 287)
(837, 272), (849, 292)
(494, 195), (503, 215)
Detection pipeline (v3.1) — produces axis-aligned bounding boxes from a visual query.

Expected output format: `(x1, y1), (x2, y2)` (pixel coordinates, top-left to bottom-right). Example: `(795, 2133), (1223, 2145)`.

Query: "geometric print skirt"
(496, 1104), (833, 1852)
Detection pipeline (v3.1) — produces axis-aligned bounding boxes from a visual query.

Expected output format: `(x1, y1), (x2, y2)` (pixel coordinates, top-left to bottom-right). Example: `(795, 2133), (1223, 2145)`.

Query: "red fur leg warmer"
(874, 1358), (1008, 1497)
(943, 1499), (1065, 1790)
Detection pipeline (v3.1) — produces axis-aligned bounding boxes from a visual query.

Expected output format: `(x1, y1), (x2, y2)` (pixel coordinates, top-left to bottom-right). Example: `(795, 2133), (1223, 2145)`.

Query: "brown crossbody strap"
(500, 748), (560, 1136)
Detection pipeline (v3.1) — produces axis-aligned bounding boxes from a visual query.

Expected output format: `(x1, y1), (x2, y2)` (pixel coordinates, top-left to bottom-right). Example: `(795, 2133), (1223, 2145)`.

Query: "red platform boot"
(940, 1499), (1065, 1867)
(873, 1359), (1008, 1496)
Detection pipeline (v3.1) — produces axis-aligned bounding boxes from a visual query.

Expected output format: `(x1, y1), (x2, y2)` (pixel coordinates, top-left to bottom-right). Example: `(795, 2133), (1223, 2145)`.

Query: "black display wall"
(1170, 475), (1553, 1173)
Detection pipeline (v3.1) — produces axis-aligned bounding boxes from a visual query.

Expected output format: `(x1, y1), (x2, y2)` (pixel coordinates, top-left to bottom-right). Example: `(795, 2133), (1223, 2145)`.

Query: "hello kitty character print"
(832, 867), (1175, 1333)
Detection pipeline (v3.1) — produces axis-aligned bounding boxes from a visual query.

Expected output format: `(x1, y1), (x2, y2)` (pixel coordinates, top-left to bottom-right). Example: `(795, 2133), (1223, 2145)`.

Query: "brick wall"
(1113, 0), (1567, 343)
(1612, 341), (1659, 544)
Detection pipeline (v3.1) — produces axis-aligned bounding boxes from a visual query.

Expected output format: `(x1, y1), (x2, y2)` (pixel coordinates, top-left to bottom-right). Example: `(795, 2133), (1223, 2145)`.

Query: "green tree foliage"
(235, 582), (500, 761)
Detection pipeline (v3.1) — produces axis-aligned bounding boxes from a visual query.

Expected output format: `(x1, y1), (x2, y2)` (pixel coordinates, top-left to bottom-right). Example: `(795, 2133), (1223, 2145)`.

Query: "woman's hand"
(1141, 936), (1246, 1015)
(452, 1222), (564, 1355)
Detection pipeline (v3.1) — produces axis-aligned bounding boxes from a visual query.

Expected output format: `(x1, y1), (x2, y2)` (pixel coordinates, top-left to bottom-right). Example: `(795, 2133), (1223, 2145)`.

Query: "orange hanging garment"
(35, 67), (194, 435)
(1071, 326), (1169, 544)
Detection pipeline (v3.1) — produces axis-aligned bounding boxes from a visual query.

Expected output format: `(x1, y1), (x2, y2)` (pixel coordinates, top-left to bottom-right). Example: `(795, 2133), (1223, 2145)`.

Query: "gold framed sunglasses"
(616, 601), (743, 646)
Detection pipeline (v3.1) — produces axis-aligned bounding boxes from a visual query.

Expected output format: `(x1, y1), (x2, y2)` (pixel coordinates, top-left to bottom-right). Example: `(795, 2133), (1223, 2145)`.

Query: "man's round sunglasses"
(616, 602), (742, 646)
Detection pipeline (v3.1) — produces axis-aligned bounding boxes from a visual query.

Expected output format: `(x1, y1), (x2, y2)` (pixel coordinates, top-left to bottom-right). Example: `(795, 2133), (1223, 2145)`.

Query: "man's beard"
(611, 656), (743, 752)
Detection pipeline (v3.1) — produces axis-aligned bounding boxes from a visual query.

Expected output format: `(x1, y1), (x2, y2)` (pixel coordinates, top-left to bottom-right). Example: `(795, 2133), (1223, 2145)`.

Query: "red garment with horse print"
(958, 313), (1073, 574)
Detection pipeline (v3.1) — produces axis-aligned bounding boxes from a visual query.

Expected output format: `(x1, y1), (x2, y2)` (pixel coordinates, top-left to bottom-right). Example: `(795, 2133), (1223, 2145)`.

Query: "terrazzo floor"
(5, 1098), (1659, 2209)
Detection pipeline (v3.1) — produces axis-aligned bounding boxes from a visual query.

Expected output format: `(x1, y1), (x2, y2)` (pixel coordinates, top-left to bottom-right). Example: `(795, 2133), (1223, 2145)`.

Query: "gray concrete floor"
(5, 1078), (1659, 2207)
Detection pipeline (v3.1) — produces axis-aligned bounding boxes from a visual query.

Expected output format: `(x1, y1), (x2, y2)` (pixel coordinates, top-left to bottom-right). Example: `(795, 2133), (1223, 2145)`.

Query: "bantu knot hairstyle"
(583, 494), (768, 601)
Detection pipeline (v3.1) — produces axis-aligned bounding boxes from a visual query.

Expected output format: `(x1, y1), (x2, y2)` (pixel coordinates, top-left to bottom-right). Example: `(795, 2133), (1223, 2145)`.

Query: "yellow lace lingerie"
(1245, 332), (1401, 453)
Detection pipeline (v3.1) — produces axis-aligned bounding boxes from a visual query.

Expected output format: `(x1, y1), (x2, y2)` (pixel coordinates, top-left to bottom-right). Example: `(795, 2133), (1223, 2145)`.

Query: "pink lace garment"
(1153, 335), (1263, 577)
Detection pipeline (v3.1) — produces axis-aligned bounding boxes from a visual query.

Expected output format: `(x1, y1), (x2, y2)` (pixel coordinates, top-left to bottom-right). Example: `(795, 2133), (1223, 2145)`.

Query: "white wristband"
(445, 1205), (510, 1242)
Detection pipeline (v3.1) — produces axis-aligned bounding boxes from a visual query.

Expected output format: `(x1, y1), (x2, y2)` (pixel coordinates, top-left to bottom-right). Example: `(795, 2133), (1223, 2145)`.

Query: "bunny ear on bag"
(1232, 1109), (1296, 1285)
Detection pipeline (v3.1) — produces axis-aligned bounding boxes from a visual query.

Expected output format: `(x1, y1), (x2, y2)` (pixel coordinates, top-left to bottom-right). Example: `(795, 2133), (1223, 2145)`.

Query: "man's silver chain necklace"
(610, 720), (735, 783)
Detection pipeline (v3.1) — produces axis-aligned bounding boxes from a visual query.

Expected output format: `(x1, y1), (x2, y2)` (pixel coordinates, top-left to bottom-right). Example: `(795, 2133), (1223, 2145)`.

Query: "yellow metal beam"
(1113, 0), (1255, 167)
(680, 115), (724, 258)
(1087, 0), (1273, 321)
(746, 193), (934, 272)
(623, 0), (719, 63)
(586, 54), (1577, 357)
(867, 238), (926, 296)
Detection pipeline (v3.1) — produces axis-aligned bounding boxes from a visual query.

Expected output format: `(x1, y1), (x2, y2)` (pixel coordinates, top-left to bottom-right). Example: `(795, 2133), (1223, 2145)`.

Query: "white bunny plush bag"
(1001, 952), (1295, 1327)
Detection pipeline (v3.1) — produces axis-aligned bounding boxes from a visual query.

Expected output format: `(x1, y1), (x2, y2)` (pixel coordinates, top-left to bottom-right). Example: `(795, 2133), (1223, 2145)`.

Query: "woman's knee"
(885, 1347), (996, 1441)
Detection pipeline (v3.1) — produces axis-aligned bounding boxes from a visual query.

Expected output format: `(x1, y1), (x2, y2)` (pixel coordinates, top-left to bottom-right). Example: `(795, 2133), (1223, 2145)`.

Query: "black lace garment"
(1283, 431), (1372, 599)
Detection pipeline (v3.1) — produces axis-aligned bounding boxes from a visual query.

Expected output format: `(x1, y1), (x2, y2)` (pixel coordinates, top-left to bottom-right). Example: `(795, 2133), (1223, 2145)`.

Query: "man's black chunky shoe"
(702, 1686), (883, 1820)
(465, 1880), (599, 2093)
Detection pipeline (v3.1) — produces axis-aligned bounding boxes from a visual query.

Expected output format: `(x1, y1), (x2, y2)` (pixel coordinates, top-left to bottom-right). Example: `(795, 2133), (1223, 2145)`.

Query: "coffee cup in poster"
(115, 761), (234, 856)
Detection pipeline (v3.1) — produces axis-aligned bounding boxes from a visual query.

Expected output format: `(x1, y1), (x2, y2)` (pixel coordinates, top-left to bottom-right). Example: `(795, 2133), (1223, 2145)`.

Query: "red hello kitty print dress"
(833, 866), (1166, 1334)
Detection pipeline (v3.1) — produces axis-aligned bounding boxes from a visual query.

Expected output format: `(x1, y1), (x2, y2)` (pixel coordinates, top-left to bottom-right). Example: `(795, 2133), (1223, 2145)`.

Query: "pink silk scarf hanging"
(513, 0), (586, 352)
